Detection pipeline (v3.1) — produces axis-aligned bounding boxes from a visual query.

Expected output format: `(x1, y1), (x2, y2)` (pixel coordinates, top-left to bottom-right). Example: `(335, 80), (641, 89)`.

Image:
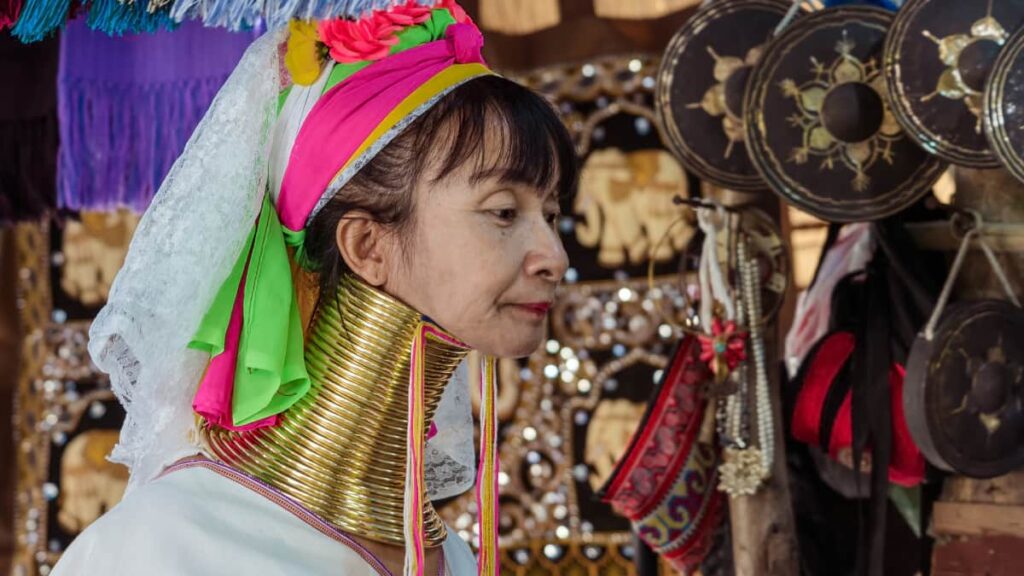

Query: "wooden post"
(707, 187), (801, 576)
(0, 230), (18, 576)
(726, 331), (800, 576)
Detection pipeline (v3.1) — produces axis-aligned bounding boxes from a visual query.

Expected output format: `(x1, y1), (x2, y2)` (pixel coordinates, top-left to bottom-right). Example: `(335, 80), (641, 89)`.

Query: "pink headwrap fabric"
(191, 19), (490, 431)
(278, 22), (485, 231)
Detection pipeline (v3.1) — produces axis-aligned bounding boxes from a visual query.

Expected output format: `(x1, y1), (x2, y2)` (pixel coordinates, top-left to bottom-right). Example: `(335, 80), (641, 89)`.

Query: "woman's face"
(382, 153), (569, 358)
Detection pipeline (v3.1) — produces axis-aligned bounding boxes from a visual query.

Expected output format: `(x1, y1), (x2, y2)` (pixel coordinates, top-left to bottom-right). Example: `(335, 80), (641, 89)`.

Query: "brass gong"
(744, 6), (946, 222)
(984, 21), (1024, 184)
(656, 0), (796, 191)
(904, 300), (1024, 478)
(884, 0), (1024, 168)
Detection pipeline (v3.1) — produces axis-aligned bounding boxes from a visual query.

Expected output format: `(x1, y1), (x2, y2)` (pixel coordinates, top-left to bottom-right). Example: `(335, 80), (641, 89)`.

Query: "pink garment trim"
(408, 325), (427, 576)
(160, 457), (448, 576)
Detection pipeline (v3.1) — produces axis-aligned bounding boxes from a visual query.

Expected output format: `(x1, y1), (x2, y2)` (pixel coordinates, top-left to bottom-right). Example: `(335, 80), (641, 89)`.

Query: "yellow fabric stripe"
(337, 63), (493, 178)
(478, 356), (499, 574)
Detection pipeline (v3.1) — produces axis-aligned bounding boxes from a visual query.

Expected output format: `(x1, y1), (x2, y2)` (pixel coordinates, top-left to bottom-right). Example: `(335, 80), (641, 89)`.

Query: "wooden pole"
(726, 331), (800, 576)
(707, 187), (801, 576)
(0, 230), (18, 576)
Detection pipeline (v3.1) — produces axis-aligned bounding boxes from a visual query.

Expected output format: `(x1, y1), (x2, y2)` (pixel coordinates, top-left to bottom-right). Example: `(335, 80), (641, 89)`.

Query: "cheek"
(405, 224), (543, 355)
(405, 220), (513, 321)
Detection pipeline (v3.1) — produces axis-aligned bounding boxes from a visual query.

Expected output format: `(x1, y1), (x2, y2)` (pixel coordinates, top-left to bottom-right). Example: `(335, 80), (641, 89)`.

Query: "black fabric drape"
(0, 30), (59, 226)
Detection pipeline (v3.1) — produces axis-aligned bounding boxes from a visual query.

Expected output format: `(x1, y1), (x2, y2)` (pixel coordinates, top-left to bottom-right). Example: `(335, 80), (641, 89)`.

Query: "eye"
(491, 208), (518, 223)
(544, 211), (561, 226)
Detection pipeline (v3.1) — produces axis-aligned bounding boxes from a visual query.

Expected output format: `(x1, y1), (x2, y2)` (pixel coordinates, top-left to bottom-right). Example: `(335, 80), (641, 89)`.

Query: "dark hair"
(303, 74), (579, 309)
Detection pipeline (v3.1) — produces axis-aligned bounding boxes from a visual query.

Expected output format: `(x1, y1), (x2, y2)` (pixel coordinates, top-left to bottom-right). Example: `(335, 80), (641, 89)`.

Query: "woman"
(52, 3), (577, 575)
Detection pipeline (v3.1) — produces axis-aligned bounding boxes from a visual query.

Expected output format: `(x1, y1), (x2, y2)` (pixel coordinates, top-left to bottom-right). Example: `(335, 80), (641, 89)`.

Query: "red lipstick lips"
(518, 302), (552, 315)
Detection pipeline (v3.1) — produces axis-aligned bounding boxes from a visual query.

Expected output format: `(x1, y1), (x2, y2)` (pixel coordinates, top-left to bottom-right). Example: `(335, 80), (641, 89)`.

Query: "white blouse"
(52, 458), (477, 576)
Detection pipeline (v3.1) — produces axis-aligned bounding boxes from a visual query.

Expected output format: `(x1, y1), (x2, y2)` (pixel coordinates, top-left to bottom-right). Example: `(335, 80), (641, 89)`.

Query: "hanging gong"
(884, 0), (1024, 168)
(656, 0), (795, 191)
(904, 300), (1024, 478)
(744, 6), (946, 222)
(985, 22), (1024, 184)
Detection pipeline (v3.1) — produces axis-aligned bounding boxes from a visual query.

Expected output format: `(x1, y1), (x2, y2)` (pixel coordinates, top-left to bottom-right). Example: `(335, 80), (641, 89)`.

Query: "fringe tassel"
(58, 73), (227, 212)
(56, 16), (254, 213)
(86, 0), (177, 35)
(404, 321), (428, 576)
(476, 356), (500, 575)
(169, 0), (263, 32)
(11, 0), (71, 42)
(592, 0), (699, 20)
(170, 0), (434, 31)
(0, 0), (23, 30)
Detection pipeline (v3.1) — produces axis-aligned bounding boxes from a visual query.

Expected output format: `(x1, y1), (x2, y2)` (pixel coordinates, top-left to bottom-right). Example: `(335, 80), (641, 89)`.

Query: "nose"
(523, 218), (569, 283)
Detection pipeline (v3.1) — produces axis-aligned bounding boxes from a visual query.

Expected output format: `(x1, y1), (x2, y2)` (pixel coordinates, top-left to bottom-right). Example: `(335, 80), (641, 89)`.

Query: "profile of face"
(337, 119), (569, 358)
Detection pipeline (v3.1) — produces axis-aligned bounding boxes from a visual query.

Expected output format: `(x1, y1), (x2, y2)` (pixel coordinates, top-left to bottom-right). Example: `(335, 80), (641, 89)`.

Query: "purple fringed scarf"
(58, 17), (255, 212)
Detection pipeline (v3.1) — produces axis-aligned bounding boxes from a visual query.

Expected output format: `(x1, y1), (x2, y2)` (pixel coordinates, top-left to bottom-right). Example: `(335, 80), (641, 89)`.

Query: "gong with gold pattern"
(656, 0), (795, 191)
(884, 0), (1024, 168)
(744, 6), (946, 222)
(904, 300), (1024, 478)
(985, 21), (1024, 184)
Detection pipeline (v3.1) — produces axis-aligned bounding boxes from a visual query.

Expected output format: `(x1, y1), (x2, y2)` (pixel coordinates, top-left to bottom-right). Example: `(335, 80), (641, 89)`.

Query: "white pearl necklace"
(717, 234), (774, 497)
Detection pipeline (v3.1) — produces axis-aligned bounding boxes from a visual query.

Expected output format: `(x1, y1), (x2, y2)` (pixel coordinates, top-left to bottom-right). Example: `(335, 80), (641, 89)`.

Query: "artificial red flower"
(0, 0), (22, 30)
(698, 318), (747, 380)
(383, 0), (434, 27)
(318, 12), (401, 63)
(436, 0), (474, 25)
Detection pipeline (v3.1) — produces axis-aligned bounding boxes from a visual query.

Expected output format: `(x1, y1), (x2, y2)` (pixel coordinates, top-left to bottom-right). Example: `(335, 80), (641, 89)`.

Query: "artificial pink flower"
(436, 0), (474, 25)
(318, 12), (401, 63)
(382, 0), (434, 27)
(698, 318), (747, 380)
(0, 0), (22, 30)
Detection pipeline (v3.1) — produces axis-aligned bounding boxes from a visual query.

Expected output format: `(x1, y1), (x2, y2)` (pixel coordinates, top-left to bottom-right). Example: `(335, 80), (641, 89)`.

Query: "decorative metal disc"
(656, 0), (794, 191)
(985, 21), (1024, 184)
(884, 0), (1024, 168)
(904, 300), (1024, 478)
(744, 6), (946, 222)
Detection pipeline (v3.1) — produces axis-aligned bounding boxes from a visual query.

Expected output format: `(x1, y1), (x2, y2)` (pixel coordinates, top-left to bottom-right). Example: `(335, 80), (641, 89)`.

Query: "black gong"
(743, 6), (946, 222)
(904, 300), (1024, 478)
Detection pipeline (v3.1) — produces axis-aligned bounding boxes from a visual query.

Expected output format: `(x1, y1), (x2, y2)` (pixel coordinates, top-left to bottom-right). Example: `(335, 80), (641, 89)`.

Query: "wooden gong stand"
(907, 166), (1024, 575)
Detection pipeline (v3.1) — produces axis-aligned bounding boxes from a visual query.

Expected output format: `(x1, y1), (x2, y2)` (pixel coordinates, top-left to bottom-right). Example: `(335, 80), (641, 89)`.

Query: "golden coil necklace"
(202, 274), (470, 547)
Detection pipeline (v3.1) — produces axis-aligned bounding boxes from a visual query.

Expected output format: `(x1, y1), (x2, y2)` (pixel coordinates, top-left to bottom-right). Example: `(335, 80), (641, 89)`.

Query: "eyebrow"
(469, 167), (532, 185)
(470, 167), (560, 201)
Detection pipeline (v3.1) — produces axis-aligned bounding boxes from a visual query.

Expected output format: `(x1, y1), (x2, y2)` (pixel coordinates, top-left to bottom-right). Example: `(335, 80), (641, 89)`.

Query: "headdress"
(88, 2), (499, 574)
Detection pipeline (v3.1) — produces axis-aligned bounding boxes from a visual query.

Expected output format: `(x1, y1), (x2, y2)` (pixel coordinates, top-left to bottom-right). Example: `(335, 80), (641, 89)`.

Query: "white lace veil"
(90, 29), (476, 500)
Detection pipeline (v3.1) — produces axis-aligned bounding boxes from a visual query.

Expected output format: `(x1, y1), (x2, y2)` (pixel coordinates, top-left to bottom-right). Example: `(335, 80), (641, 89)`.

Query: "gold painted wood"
(593, 0), (700, 20)
(479, 0), (561, 35)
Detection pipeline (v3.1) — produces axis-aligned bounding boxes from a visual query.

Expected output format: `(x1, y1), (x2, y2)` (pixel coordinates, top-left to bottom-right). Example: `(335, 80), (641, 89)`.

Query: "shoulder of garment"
(49, 465), (389, 576)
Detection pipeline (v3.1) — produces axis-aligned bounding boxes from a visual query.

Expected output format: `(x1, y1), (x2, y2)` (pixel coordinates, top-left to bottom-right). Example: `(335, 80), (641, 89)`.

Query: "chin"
(477, 327), (545, 359)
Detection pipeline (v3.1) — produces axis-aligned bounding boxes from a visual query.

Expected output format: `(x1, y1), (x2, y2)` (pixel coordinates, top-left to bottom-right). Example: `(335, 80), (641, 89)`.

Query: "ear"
(334, 211), (393, 287)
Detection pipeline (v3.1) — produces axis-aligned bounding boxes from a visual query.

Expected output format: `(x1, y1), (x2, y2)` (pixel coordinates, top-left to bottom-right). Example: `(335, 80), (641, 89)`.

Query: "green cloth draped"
(189, 195), (309, 426)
